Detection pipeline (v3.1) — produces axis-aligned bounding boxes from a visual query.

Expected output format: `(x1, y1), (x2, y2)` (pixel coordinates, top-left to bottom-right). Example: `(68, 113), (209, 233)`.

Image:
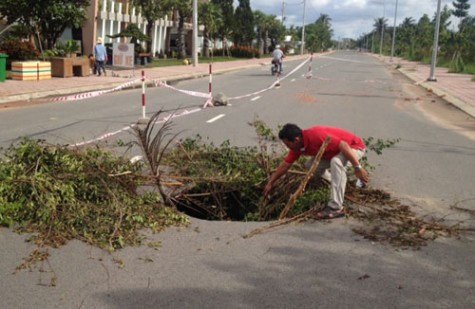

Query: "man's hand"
(263, 161), (291, 197)
(355, 168), (369, 184)
(264, 182), (273, 196)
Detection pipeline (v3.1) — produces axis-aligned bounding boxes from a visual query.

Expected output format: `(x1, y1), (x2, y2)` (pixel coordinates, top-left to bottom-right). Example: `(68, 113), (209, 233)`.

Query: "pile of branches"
(0, 138), (188, 251)
(0, 111), (465, 258)
(159, 119), (330, 221)
(345, 187), (462, 249)
(155, 117), (463, 249)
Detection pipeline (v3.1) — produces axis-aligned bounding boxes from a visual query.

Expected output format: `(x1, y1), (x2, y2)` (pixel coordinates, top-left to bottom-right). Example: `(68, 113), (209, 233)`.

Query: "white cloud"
(248, 0), (475, 39)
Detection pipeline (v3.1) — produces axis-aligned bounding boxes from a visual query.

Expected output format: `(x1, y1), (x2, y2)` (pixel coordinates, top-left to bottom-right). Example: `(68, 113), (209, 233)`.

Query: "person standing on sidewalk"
(94, 38), (108, 76)
(264, 123), (369, 219)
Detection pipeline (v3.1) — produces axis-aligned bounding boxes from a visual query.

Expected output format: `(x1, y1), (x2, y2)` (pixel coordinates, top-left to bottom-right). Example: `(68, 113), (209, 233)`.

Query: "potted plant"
(64, 40), (79, 58)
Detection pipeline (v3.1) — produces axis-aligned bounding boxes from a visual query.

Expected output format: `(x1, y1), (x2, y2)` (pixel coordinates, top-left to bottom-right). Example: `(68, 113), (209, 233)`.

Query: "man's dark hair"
(279, 123), (302, 141)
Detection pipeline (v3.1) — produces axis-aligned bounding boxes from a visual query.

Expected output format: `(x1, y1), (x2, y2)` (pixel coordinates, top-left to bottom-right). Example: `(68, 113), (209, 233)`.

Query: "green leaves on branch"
(0, 138), (188, 250)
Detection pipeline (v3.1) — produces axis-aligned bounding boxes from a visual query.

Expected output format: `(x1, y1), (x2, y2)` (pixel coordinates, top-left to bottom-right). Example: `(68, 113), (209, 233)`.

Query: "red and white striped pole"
(209, 63), (212, 97)
(141, 70), (146, 119)
(203, 63), (213, 108)
(306, 53), (313, 79)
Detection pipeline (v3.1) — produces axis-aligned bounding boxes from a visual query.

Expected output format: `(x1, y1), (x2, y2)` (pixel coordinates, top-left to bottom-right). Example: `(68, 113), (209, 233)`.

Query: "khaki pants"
(305, 149), (366, 210)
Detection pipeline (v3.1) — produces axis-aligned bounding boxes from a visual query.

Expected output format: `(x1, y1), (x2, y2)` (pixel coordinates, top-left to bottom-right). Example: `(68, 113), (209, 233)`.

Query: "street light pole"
(379, 0), (385, 56)
(390, 0), (399, 61)
(301, 0), (307, 55)
(428, 0), (442, 81)
(192, 0), (198, 66)
(372, 31), (375, 53)
(281, 1), (285, 24)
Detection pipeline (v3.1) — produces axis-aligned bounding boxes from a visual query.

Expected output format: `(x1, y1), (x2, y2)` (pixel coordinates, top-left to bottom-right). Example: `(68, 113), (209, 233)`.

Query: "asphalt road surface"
(1, 51), (474, 308)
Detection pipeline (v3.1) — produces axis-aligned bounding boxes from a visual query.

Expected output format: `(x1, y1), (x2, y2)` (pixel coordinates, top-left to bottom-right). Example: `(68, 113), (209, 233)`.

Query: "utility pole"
(192, 0), (198, 66)
(379, 0), (385, 56)
(390, 0), (399, 61)
(281, 1), (285, 24)
(372, 31), (375, 53)
(428, 0), (442, 81)
(301, 0), (307, 55)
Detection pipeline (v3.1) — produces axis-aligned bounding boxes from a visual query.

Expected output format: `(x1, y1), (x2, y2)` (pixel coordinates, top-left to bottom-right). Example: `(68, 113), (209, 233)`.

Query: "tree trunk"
(264, 30), (269, 54)
(146, 22), (154, 59)
(203, 28), (210, 58)
(177, 15), (186, 59)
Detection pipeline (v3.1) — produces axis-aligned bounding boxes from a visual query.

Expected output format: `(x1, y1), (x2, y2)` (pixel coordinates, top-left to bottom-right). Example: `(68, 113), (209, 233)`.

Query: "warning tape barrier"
(149, 78), (211, 99)
(52, 79), (141, 102)
(64, 56), (312, 146)
(228, 56), (311, 101)
(51, 56), (311, 104)
(70, 107), (202, 147)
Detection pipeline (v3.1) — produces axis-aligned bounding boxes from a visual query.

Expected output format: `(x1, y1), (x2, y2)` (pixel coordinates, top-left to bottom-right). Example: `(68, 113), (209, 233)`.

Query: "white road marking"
(291, 79), (296, 82)
(251, 96), (261, 101)
(206, 114), (225, 123)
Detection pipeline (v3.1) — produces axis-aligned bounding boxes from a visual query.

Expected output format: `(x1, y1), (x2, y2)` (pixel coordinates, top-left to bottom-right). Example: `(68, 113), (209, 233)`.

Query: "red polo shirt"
(284, 126), (365, 164)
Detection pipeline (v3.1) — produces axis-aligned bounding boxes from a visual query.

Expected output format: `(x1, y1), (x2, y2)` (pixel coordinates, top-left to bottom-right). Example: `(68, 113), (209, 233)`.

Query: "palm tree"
(161, 0), (193, 59)
(306, 14), (333, 52)
(397, 17), (416, 58)
(373, 17), (388, 55)
(266, 15), (286, 50)
(415, 14), (432, 60)
(199, 1), (223, 58)
(211, 0), (235, 56)
(253, 10), (267, 55)
(132, 0), (166, 57)
(253, 11), (278, 55)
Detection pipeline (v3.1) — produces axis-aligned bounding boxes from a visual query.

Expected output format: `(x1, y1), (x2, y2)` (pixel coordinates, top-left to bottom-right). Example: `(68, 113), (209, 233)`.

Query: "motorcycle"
(271, 59), (281, 76)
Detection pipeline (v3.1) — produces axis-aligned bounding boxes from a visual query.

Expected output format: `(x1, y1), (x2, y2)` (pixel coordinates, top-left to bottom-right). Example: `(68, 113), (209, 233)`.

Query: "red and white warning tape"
(228, 56), (311, 101)
(66, 56), (312, 146)
(52, 79), (141, 102)
(149, 78), (211, 99)
(70, 107), (202, 147)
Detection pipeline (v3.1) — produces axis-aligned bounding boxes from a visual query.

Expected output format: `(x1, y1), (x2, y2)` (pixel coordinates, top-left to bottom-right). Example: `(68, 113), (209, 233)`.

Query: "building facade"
(77, 0), (198, 57)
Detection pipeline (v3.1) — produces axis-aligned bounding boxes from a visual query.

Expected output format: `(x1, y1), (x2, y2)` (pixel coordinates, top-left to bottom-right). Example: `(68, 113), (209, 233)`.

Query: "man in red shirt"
(264, 123), (369, 219)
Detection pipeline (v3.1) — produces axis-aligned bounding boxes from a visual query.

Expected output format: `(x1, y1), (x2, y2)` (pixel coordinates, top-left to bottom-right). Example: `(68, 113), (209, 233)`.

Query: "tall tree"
(373, 17), (389, 54)
(266, 15), (286, 49)
(132, 0), (166, 56)
(433, 5), (453, 59)
(396, 17), (416, 58)
(414, 14), (433, 60)
(0, 0), (90, 50)
(233, 0), (254, 46)
(452, 0), (471, 21)
(459, 16), (475, 62)
(450, 0), (471, 71)
(199, 1), (223, 57)
(161, 0), (193, 59)
(253, 10), (267, 55)
(211, 0), (234, 56)
(306, 14), (333, 52)
(254, 12), (284, 53)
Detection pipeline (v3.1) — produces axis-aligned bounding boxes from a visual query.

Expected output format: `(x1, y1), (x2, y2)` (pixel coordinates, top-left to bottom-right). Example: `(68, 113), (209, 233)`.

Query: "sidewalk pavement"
(376, 54), (475, 118)
(0, 53), (473, 118)
(0, 54), (306, 105)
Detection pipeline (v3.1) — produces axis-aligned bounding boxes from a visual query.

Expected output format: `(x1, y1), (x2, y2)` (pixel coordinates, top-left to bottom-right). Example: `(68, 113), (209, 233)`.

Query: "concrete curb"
(398, 68), (475, 118)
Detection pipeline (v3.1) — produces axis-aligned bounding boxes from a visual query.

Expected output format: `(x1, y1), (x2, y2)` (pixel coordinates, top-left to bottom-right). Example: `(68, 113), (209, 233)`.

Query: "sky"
(245, 0), (475, 40)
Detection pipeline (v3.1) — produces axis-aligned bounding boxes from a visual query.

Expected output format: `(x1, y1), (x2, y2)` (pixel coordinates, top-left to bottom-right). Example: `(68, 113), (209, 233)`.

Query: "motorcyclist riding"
(272, 45), (284, 74)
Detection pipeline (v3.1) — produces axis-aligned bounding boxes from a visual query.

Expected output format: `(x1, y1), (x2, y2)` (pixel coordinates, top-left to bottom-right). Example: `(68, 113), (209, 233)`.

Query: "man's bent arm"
(339, 141), (369, 183)
(264, 161), (292, 195)
(338, 141), (360, 167)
